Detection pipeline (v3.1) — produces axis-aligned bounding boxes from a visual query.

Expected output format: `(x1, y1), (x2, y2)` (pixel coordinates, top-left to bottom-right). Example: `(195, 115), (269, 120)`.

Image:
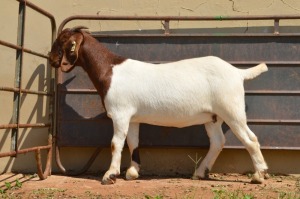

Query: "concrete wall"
(1, 0), (300, 176)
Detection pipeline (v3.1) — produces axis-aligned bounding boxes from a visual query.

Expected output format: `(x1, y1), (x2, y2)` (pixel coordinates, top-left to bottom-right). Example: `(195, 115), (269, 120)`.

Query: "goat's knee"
(244, 138), (260, 154)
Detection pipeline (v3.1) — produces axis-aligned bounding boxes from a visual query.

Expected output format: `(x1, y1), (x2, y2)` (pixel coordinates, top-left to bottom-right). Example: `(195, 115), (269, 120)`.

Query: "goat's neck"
(79, 36), (126, 101)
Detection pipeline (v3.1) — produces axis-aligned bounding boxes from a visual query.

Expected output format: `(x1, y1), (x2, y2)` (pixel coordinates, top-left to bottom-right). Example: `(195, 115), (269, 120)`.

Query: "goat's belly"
(131, 112), (214, 128)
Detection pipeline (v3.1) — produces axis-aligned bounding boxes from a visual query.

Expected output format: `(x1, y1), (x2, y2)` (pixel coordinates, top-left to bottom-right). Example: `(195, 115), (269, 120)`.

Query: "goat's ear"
(61, 33), (83, 72)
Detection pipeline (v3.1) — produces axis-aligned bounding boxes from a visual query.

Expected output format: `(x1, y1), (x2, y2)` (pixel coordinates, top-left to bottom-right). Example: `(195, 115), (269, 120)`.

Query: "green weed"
(278, 191), (300, 199)
(0, 179), (23, 194)
(212, 188), (254, 199)
(31, 188), (66, 198)
(15, 179), (22, 188)
(188, 153), (202, 174)
(4, 182), (12, 190)
(144, 194), (164, 199)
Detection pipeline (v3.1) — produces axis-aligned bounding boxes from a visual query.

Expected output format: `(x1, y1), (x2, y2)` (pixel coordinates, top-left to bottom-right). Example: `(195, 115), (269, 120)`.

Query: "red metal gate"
(0, 0), (56, 179)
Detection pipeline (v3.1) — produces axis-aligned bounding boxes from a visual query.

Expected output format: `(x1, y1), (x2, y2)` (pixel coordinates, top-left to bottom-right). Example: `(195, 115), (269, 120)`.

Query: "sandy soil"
(1, 172), (299, 198)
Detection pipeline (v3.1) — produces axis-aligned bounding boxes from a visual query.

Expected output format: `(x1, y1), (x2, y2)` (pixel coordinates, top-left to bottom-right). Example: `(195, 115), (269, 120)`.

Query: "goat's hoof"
(264, 172), (270, 179)
(191, 174), (209, 180)
(250, 172), (264, 184)
(191, 176), (210, 180)
(192, 168), (210, 180)
(101, 174), (117, 185)
(125, 166), (139, 180)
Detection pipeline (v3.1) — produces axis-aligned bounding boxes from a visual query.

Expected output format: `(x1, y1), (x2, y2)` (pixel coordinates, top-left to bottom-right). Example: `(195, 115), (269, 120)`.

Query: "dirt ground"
(0, 172), (299, 199)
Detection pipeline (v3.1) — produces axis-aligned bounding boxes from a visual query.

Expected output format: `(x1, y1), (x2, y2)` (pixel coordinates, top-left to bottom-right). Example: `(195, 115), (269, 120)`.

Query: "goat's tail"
(241, 63), (268, 81)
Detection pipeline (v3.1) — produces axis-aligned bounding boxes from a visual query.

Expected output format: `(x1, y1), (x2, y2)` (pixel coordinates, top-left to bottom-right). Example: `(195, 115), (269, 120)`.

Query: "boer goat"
(49, 26), (268, 185)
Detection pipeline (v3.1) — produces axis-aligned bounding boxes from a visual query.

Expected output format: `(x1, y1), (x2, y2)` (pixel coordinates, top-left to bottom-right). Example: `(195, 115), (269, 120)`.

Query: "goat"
(49, 26), (268, 185)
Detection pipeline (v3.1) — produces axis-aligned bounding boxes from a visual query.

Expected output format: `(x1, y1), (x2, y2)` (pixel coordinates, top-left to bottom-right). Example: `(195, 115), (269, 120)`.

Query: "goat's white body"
(103, 56), (268, 184)
(106, 56), (246, 127)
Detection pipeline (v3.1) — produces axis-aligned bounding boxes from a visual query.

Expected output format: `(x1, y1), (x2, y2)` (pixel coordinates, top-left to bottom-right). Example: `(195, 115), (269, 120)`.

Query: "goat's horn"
(71, 26), (89, 32)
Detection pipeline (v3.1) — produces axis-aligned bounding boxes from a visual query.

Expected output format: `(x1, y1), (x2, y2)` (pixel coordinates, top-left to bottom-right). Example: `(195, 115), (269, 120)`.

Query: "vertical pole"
(164, 20), (170, 35)
(47, 14), (57, 177)
(11, 0), (26, 156)
(274, 19), (280, 35)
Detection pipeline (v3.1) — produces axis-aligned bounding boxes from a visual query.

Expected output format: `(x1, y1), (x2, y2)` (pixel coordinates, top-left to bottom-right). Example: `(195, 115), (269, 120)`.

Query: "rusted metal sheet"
(57, 32), (300, 150)
(94, 36), (300, 62)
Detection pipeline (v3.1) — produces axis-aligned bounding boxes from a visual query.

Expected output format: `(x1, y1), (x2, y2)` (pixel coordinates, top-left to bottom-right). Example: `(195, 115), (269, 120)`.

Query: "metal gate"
(0, 0), (56, 179)
(56, 15), (300, 174)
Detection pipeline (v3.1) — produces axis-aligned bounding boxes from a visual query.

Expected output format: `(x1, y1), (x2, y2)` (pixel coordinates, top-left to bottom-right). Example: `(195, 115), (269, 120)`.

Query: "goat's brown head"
(49, 26), (88, 72)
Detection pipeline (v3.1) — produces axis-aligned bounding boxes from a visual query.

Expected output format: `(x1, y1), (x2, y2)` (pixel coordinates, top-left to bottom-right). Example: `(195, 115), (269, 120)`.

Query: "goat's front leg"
(102, 117), (130, 185)
(126, 123), (140, 180)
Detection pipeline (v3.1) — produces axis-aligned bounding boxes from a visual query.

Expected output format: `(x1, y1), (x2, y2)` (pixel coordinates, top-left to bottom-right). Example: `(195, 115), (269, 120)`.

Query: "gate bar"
(0, 86), (51, 96)
(0, 123), (51, 129)
(0, 144), (51, 158)
(0, 40), (48, 58)
(58, 14), (300, 35)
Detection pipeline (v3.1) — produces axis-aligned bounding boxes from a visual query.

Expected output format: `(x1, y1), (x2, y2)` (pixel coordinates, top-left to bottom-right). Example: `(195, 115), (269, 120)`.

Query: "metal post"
(11, 0), (26, 156)
(274, 19), (280, 34)
(163, 20), (170, 35)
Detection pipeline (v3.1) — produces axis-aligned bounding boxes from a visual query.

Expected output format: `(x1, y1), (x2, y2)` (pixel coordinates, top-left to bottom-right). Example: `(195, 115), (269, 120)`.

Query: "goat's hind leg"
(126, 122), (141, 180)
(226, 118), (268, 184)
(193, 117), (225, 180)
